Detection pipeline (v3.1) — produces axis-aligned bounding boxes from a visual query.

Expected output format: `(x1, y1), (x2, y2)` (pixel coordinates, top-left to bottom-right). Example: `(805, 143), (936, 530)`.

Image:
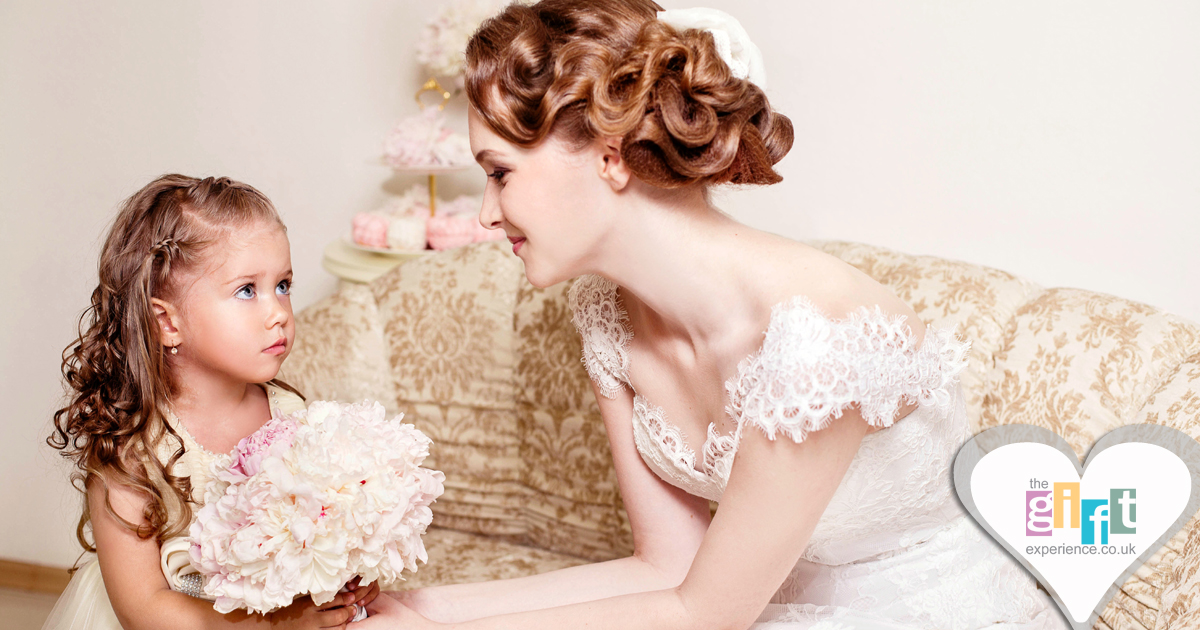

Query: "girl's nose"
(266, 295), (290, 329)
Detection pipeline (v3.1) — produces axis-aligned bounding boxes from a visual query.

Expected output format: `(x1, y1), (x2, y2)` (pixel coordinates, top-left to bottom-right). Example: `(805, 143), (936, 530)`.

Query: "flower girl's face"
(469, 108), (617, 288)
(171, 221), (295, 385)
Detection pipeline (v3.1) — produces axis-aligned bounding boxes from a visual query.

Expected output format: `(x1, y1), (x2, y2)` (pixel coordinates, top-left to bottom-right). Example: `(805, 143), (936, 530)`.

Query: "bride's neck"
(592, 191), (767, 346)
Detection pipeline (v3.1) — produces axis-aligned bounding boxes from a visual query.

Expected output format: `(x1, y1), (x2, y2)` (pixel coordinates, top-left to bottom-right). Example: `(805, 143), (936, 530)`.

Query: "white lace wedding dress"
(568, 275), (1067, 630)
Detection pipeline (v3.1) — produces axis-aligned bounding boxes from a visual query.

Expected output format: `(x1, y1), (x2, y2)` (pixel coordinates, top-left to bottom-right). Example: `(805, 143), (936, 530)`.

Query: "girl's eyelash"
(488, 169), (508, 184)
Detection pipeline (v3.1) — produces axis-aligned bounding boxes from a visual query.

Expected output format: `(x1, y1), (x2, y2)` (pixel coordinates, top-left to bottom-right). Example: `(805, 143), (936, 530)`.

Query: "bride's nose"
(479, 188), (503, 231)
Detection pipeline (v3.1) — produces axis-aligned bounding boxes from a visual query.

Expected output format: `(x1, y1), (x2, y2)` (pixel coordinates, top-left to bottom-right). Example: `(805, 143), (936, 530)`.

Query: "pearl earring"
(170, 345), (179, 355)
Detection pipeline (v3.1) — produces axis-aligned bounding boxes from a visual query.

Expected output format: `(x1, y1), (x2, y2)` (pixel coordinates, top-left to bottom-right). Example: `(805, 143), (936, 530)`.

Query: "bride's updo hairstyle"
(464, 0), (793, 188)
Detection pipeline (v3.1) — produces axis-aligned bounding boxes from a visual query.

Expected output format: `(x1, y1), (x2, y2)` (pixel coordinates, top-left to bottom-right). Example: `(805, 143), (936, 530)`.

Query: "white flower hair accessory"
(656, 7), (767, 89)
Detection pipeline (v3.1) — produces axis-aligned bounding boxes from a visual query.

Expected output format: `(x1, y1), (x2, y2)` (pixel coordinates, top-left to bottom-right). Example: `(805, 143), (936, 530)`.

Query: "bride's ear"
(596, 136), (631, 192)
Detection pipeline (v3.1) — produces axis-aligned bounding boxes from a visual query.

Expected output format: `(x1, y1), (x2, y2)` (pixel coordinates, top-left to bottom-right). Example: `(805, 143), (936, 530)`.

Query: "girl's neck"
(169, 367), (271, 452)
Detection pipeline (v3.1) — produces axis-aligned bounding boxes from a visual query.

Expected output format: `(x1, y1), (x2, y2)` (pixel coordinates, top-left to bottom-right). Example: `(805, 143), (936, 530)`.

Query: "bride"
(363, 1), (1066, 628)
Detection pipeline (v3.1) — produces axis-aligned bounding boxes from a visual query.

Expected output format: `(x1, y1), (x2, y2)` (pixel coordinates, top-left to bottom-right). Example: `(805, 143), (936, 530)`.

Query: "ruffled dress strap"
(567, 275), (633, 399)
(726, 295), (971, 444)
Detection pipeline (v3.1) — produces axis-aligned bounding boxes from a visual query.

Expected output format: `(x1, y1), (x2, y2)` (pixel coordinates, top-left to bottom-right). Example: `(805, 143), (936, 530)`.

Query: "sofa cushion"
(369, 242), (530, 541)
(280, 282), (396, 411)
(364, 243), (634, 561)
(389, 526), (591, 591)
(512, 280), (634, 560)
(981, 288), (1200, 453)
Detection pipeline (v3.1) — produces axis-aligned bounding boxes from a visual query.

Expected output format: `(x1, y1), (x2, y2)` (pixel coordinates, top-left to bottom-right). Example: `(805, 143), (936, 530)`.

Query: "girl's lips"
(509, 237), (525, 255)
(264, 339), (287, 355)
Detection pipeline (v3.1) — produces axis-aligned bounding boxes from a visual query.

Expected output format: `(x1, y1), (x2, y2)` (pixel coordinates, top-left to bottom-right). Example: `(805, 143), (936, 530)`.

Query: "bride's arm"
(391, 381), (713, 623)
(369, 401), (871, 630)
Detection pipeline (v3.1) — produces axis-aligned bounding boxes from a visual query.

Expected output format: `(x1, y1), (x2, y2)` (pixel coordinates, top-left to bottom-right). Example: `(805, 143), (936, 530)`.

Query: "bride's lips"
(508, 236), (526, 255)
(264, 338), (287, 355)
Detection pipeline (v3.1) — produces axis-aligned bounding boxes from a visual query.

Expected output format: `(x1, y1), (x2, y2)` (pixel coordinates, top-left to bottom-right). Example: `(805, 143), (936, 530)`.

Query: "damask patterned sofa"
(279, 240), (1200, 630)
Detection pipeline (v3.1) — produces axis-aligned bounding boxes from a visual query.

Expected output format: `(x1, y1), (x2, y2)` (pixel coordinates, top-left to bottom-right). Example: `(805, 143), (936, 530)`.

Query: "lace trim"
(568, 275), (633, 399)
(568, 276), (971, 469)
(726, 295), (972, 444)
(634, 396), (698, 474)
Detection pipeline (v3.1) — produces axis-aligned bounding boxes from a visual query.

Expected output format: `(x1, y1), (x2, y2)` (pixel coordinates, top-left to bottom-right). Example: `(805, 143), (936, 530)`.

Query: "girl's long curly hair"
(48, 174), (300, 557)
(465, 0), (793, 188)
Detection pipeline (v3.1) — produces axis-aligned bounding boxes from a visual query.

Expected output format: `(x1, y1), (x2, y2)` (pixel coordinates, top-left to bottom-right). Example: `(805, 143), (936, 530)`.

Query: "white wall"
(722, 1), (1199, 323)
(2, 0), (1196, 568)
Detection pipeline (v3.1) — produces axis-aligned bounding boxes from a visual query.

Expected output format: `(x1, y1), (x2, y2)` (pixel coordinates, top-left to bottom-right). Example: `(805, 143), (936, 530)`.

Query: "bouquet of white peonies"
(188, 400), (445, 615)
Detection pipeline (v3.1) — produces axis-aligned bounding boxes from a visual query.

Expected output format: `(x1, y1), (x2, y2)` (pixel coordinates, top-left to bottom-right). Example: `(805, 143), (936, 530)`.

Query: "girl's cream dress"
(41, 383), (305, 630)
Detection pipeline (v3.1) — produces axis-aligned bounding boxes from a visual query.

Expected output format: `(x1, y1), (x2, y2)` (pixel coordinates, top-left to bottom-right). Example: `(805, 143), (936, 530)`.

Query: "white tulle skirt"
(746, 516), (1069, 630)
(40, 553), (122, 630)
(749, 603), (1066, 630)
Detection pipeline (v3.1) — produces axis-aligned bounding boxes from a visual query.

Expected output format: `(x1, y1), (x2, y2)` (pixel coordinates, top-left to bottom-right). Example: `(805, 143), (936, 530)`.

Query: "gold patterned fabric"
(279, 282), (396, 412)
(387, 526), (590, 591)
(283, 240), (1200, 630)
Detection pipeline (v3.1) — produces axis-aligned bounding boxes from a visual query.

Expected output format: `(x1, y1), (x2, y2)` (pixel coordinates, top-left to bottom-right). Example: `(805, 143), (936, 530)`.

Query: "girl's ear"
(150, 298), (182, 349)
(596, 136), (631, 192)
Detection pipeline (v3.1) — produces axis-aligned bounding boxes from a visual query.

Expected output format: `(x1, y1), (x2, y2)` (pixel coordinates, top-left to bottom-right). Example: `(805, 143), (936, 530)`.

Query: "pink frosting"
(424, 196), (505, 248)
(352, 213), (389, 249)
(426, 215), (477, 250)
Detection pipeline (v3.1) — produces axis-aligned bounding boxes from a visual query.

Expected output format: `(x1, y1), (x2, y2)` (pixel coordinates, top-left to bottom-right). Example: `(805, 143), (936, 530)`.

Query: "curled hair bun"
(465, 0), (793, 188)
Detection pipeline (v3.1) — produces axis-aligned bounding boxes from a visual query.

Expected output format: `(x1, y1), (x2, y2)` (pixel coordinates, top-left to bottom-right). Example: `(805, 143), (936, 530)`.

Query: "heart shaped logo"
(953, 424), (1200, 630)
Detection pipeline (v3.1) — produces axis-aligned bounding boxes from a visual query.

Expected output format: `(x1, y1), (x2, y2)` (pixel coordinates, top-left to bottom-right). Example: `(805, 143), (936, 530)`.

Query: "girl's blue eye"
(235, 284), (256, 300)
(276, 279), (291, 296)
(488, 169), (507, 185)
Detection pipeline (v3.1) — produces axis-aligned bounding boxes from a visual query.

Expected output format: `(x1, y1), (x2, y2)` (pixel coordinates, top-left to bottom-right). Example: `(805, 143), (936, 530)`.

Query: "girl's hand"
(345, 576), (381, 611)
(356, 592), (445, 629)
(266, 593), (359, 629)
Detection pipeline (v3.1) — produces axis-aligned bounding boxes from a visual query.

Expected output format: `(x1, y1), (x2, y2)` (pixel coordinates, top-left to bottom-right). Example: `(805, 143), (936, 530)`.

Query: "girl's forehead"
(199, 222), (290, 277)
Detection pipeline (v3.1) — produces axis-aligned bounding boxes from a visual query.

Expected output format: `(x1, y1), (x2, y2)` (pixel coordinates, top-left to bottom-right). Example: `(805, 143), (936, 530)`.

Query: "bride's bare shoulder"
(759, 238), (925, 342)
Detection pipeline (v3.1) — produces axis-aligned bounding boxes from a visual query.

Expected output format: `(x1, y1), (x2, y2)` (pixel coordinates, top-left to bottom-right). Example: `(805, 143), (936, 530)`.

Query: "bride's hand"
(356, 592), (445, 629)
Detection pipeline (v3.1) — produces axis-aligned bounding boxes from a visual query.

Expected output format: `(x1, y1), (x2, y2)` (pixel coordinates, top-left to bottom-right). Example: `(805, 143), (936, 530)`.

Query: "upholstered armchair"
(279, 241), (1200, 630)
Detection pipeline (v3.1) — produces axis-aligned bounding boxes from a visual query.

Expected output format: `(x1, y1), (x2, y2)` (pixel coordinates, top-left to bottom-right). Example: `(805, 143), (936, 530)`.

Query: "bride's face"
(468, 107), (615, 288)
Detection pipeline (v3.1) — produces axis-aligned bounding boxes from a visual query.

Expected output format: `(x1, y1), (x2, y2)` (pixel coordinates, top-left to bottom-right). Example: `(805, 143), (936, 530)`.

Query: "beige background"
(1, 0), (1196, 568)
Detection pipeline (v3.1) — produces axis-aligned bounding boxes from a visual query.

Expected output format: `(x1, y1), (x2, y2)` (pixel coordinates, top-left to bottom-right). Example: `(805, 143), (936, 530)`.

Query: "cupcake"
(351, 213), (390, 249)
(426, 214), (476, 250)
(351, 186), (434, 251)
(386, 215), (428, 251)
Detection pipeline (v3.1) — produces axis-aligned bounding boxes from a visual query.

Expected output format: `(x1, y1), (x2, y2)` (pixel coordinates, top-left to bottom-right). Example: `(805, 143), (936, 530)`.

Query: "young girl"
(45, 174), (378, 630)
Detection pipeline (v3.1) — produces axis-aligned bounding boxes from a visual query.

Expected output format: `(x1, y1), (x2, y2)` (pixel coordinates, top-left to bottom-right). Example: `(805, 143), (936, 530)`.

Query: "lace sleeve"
(725, 296), (971, 443)
(567, 275), (633, 399)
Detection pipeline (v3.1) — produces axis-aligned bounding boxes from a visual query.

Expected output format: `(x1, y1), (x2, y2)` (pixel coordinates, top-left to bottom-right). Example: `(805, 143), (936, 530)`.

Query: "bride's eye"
(276, 279), (291, 296)
(487, 169), (508, 186)
(235, 284), (256, 300)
